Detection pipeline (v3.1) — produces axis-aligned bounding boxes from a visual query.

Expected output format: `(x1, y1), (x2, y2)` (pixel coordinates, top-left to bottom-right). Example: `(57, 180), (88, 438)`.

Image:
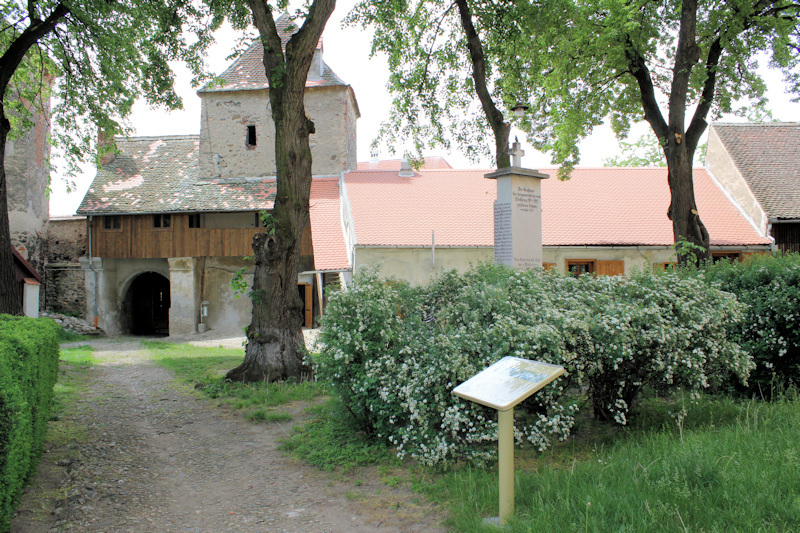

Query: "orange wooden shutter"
(303, 284), (313, 327)
(596, 260), (625, 276)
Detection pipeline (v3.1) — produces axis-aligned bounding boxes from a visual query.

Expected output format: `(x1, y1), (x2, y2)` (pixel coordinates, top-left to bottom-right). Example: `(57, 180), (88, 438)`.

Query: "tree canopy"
(355, 0), (800, 261)
(0, 0), (218, 314)
(2, 0), (218, 164)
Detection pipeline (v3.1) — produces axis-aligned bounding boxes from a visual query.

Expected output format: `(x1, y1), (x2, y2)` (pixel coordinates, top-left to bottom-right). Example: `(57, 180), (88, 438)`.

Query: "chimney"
(399, 156), (414, 177)
(97, 127), (116, 168)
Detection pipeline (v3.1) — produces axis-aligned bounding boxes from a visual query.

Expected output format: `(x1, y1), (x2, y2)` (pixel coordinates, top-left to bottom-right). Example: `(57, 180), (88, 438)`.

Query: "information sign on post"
(453, 357), (565, 527)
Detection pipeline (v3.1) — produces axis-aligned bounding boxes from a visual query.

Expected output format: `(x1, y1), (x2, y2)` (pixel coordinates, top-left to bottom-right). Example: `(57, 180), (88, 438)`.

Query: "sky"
(48, 2), (800, 217)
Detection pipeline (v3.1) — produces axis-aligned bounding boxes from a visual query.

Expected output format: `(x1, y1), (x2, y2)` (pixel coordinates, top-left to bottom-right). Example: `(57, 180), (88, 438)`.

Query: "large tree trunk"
(227, 1), (334, 383)
(227, 229), (309, 382)
(665, 143), (710, 264)
(227, 102), (316, 383)
(0, 105), (22, 315)
(626, 0), (714, 266)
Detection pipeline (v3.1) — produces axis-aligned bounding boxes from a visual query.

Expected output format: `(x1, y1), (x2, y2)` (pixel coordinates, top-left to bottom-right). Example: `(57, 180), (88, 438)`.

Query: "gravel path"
(10, 335), (446, 532)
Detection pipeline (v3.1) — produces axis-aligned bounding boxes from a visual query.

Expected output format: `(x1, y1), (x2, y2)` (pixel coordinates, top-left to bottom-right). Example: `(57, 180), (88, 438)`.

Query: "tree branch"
(668, 0), (699, 136)
(284, 0), (335, 92)
(686, 36), (723, 152)
(420, 2), (458, 87)
(624, 39), (667, 140)
(454, 0), (510, 167)
(246, 0), (284, 84)
(0, 2), (68, 95)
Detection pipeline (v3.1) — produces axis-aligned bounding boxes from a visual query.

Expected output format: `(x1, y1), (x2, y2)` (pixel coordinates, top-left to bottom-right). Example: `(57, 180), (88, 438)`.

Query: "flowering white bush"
(700, 253), (800, 397)
(316, 264), (751, 465)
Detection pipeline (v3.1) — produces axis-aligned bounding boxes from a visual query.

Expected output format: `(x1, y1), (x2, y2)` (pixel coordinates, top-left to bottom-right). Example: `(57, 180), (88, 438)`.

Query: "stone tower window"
(246, 125), (257, 147)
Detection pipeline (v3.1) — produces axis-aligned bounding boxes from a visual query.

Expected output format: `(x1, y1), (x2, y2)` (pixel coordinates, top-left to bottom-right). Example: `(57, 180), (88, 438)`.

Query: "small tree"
(0, 0), (215, 314)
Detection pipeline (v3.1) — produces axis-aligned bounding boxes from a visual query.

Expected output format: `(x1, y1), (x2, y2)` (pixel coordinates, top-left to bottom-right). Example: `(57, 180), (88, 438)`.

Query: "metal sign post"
(453, 357), (565, 527)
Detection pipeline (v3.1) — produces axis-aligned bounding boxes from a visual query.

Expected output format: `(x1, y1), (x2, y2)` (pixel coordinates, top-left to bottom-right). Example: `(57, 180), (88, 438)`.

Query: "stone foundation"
(45, 263), (86, 317)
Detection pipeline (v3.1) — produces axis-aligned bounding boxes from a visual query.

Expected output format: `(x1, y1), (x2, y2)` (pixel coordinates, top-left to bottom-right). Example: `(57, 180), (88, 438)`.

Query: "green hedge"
(0, 315), (60, 532)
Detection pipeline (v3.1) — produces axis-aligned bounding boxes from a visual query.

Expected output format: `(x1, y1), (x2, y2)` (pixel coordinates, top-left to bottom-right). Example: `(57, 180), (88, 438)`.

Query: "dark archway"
(124, 272), (170, 336)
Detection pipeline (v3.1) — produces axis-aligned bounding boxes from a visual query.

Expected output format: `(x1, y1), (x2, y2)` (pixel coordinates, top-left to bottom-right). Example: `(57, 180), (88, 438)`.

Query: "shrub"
(0, 315), (60, 532)
(565, 270), (750, 422)
(699, 252), (800, 397)
(316, 264), (749, 465)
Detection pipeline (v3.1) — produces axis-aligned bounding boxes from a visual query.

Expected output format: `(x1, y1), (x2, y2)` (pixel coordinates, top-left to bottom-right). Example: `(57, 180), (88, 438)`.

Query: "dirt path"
(10, 337), (446, 532)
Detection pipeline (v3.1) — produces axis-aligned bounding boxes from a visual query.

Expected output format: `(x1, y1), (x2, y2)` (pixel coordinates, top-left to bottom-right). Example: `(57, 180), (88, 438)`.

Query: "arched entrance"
(123, 272), (170, 336)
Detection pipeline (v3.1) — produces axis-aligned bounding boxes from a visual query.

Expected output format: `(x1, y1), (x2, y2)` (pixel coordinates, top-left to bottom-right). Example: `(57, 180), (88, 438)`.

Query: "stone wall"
(45, 264), (85, 317)
(199, 85), (358, 179)
(45, 218), (88, 316)
(48, 217), (87, 262)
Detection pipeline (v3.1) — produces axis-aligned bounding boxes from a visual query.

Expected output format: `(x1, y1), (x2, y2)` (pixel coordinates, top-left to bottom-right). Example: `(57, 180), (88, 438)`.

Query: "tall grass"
(428, 392), (800, 531)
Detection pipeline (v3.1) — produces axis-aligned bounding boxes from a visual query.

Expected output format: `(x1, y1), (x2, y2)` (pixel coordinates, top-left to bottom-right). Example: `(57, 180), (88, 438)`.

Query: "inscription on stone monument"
(494, 202), (512, 265)
(513, 187), (540, 212)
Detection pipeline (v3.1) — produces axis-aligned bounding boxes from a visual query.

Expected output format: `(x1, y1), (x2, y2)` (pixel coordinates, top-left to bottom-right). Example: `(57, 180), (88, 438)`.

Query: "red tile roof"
(309, 178), (349, 271)
(343, 167), (771, 247)
(541, 168), (769, 246)
(357, 157), (453, 170)
(711, 122), (800, 219)
(345, 169), (495, 247)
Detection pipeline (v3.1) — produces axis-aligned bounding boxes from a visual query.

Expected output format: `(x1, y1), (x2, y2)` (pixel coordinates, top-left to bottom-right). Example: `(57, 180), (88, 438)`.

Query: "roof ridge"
(712, 121), (800, 127)
(115, 134), (199, 141)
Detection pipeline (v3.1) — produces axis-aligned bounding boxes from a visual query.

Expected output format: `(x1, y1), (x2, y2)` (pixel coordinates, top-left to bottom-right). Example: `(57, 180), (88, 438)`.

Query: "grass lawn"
(141, 341), (800, 532)
(146, 340), (327, 423)
(423, 393), (800, 532)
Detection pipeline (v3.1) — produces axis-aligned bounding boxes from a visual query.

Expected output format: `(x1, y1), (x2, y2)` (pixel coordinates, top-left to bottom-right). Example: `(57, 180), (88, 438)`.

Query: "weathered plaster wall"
(543, 247), (671, 274)
(344, 88), (358, 172)
(6, 97), (51, 273)
(82, 257), (169, 335)
(199, 86), (357, 179)
(169, 257), (198, 335)
(199, 256), (254, 335)
(706, 128), (767, 234)
(353, 246), (493, 285)
(352, 245), (750, 284)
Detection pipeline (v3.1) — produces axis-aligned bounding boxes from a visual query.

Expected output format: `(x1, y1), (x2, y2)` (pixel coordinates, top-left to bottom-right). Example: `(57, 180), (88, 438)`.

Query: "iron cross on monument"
(485, 138), (549, 270)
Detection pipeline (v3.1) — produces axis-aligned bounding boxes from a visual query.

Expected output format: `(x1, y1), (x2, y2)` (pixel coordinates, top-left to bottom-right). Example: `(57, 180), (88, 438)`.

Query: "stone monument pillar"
(485, 140), (548, 269)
